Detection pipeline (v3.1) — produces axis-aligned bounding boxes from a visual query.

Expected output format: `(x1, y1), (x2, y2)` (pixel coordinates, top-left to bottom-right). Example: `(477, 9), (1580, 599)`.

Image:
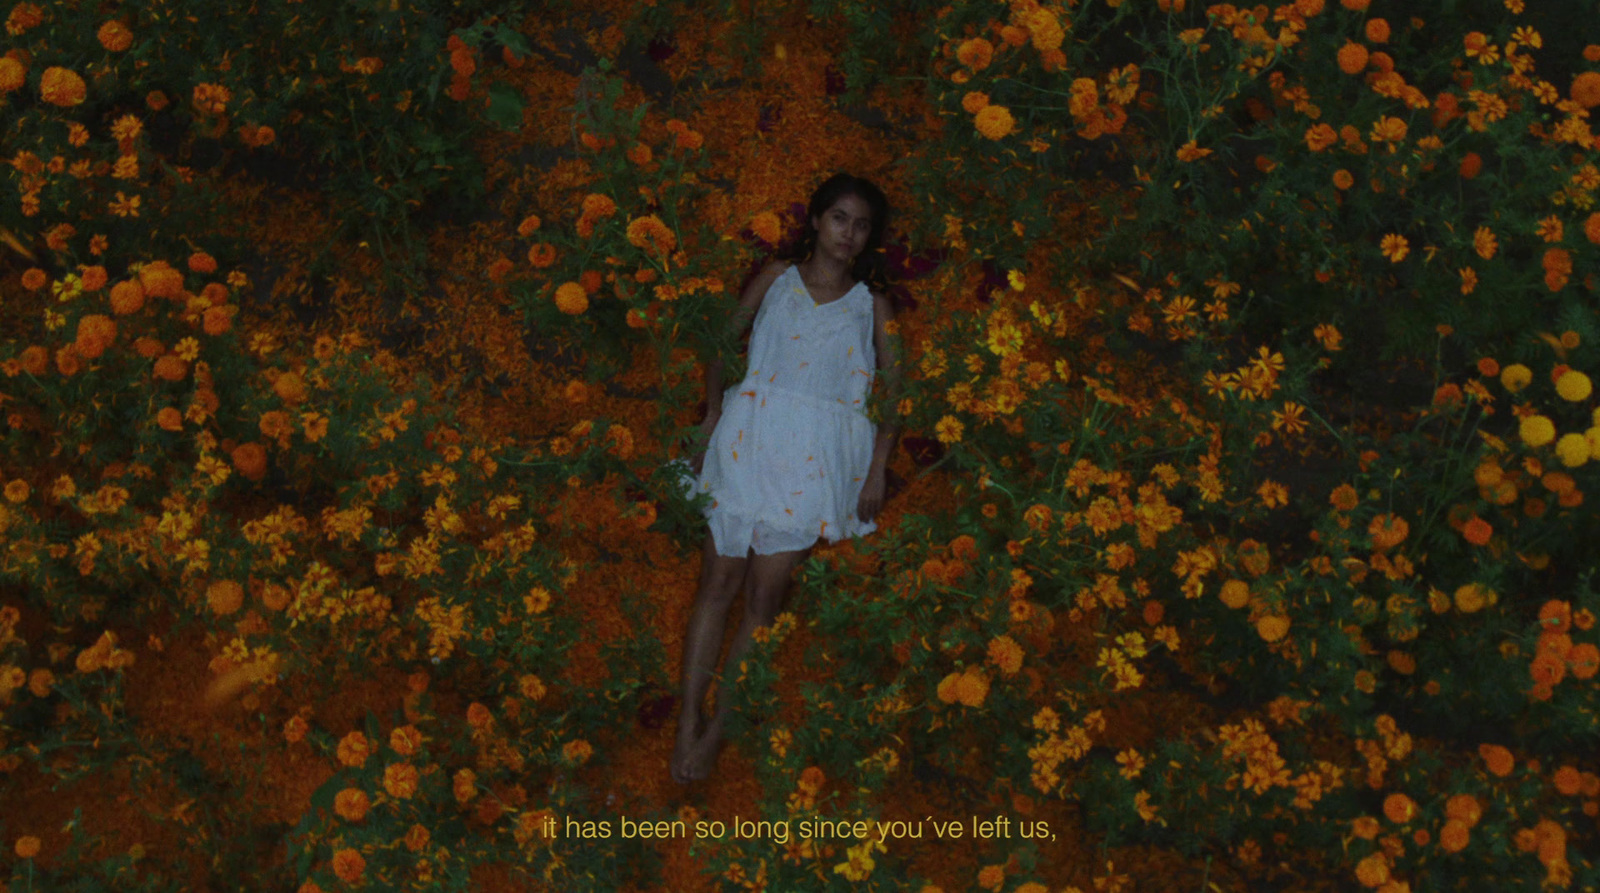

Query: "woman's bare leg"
(672, 532), (749, 784)
(692, 543), (812, 773)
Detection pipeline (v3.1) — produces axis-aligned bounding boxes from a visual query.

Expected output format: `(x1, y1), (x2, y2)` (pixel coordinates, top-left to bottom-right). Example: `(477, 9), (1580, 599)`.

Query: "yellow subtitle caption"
(544, 814), (1055, 843)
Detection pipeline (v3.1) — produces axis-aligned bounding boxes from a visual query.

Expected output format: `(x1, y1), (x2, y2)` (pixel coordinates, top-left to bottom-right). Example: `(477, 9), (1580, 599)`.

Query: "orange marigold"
(231, 441), (267, 481)
(1461, 516), (1492, 546)
(1568, 642), (1598, 679)
(80, 266), (107, 291)
(40, 67), (87, 107)
(1571, 71), (1600, 109)
(138, 261), (184, 299)
(1445, 793), (1482, 826)
(957, 37), (995, 70)
(334, 788), (369, 822)
(207, 579), (243, 615)
(1383, 792), (1417, 823)
(1439, 818), (1470, 853)
(1368, 513), (1409, 550)
(1365, 18), (1390, 43)
(152, 354), (188, 381)
(1459, 151), (1482, 179)
(1354, 853), (1389, 887)
(554, 282), (589, 315)
(0, 57), (23, 94)
(331, 848), (365, 883)
(98, 20), (133, 52)
(975, 104), (1016, 140)
(527, 242), (557, 267)
(1338, 42), (1369, 74)
(1480, 743), (1514, 776)
(625, 215), (676, 255)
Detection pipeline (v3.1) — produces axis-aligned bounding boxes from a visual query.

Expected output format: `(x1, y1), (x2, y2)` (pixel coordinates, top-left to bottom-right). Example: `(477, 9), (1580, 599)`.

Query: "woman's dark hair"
(779, 173), (892, 292)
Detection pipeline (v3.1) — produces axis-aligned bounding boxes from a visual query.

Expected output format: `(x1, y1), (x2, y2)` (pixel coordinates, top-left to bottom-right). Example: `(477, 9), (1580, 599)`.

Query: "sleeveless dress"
(693, 263), (878, 557)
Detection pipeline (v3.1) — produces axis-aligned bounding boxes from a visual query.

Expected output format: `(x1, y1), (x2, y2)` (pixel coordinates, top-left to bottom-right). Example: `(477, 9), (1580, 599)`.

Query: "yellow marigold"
(1519, 415), (1555, 447)
(1338, 42), (1369, 74)
(555, 281), (589, 315)
(1555, 370), (1591, 401)
(1219, 578), (1250, 609)
(0, 57), (25, 93)
(625, 215), (676, 255)
(974, 104), (1015, 140)
(1500, 363), (1532, 391)
(935, 415), (964, 443)
(40, 67), (87, 107)
(956, 37), (994, 70)
(98, 20), (133, 52)
(1555, 433), (1589, 467)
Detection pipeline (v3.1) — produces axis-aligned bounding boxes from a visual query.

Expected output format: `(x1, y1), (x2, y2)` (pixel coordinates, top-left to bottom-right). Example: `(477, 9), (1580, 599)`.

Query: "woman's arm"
(704, 260), (786, 415)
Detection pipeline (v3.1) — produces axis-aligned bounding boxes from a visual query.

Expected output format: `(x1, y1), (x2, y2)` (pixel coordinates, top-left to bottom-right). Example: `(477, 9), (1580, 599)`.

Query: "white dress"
(693, 263), (879, 557)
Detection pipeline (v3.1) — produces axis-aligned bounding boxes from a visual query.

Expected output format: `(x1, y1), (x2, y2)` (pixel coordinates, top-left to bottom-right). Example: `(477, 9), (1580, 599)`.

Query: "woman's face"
(811, 193), (874, 266)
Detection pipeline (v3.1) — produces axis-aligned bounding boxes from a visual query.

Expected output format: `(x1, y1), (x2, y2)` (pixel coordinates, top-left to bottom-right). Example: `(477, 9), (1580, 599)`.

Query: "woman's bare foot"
(671, 711), (706, 784)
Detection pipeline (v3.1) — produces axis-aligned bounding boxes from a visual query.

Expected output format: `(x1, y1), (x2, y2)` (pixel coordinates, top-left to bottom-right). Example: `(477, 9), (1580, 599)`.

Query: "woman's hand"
(689, 411), (721, 476)
(856, 467), (887, 523)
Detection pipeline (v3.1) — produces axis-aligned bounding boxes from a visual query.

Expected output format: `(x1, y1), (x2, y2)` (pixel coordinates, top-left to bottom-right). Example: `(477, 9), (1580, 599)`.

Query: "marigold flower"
(1475, 744), (1515, 780)
(14, 836), (40, 859)
(192, 82), (231, 115)
(1500, 362), (1531, 391)
(1354, 853), (1389, 887)
(207, 579), (243, 615)
(517, 214), (541, 236)
(1555, 433), (1589, 467)
(1454, 582), (1492, 613)
(935, 415), (964, 443)
(384, 762), (419, 798)
(527, 242), (557, 267)
(1329, 483), (1359, 511)
(1519, 415), (1555, 447)
(1554, 370), (1591, 402)
(1569, 642), (1599, 679)
(283, 715), (308, 743)
(1586, 212), (1600, 245)
(1379, 233), (1409, 262)
(1175, 139), (1212, 161)
(138, 261), (184, 299)
(0, 57), (24, 93)
(1461, 516), (1491, 545)
(1332, 168), (1354, 189)
(975, 104), (1015, 140)
(1368, 513), (1409, 550)
(563, 739), (593, 765)
(625, 215), (676, 255)
(956, 37), (994, 70)
(1219, 578), (1250, 609)
(70, 314), (114, 360)
(1476, 356), (1499, 378)
(152, 354), (188, 381)
(1337, 42), (1369, 74)
(987, 635), (1023, 675)
(331, 848), (365, 883)
(1444, 793), (1482, 826)
(40, 67), (87, 106)
(1439, 818), (1470, 852)
(555, 281), (588, 315)
(962, 91), (989, 114)
(334, 788), (369, 822)
(98, 20), (133, 52)
(1383, 792), (1417, 823)
(1256, 614), (1290, 642)
(1571, 71), (1600, 109)
(231, 442), (266, 481)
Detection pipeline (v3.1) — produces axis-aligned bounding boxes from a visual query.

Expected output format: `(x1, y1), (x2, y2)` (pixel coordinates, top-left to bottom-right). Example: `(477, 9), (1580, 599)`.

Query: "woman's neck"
(797, 254), (853, 290)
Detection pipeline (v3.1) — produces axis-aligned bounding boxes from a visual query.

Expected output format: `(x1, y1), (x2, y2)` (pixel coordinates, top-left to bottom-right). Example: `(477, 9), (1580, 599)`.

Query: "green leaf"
(486, 82), (524, 132)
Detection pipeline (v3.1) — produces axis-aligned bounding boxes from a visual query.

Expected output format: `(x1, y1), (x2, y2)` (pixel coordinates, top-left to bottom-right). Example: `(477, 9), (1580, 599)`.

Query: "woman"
(671, 173), (901, 783)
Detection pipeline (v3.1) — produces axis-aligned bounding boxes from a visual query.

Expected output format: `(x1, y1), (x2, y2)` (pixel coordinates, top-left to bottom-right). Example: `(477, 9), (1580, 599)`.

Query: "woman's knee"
(696, 556), (746, 611)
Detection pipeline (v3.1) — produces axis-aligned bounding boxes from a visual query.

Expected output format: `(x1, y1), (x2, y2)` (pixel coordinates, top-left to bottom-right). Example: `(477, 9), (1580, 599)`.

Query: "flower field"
(2, 0), (1599, 890)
